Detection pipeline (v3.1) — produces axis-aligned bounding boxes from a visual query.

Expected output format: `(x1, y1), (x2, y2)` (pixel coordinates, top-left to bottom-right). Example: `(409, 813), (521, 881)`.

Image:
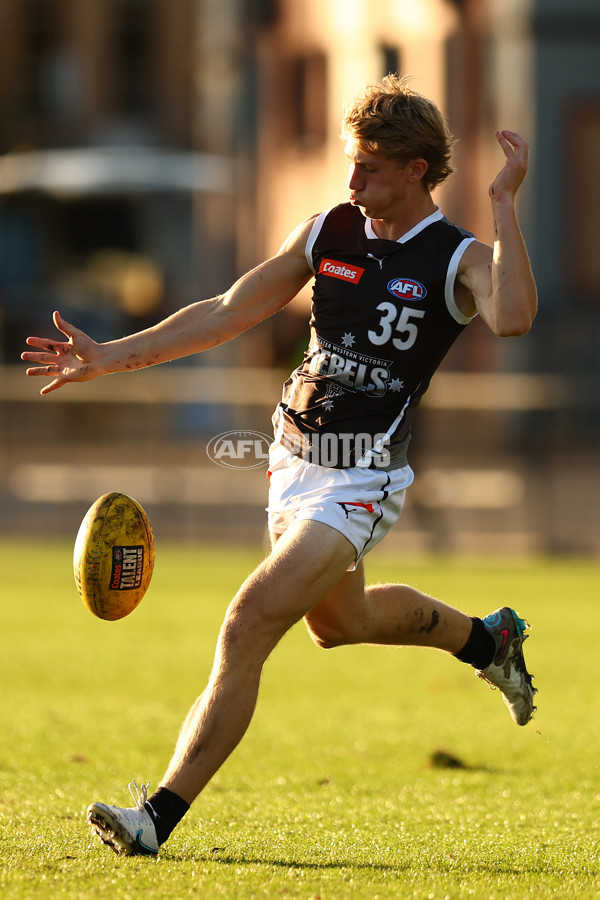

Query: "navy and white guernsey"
(272, 202), (476, 470)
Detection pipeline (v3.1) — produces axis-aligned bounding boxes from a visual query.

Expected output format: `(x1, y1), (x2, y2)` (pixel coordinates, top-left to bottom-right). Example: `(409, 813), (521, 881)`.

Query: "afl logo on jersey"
(387, 278), (427, 301)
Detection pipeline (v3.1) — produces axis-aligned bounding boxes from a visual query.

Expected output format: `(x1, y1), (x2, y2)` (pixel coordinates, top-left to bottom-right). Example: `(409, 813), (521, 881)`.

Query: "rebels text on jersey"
(273, 203), (476, 470)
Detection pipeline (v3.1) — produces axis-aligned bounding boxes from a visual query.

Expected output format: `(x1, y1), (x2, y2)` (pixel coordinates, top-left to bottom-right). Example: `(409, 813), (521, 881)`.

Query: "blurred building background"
(0, 0), (599, 554)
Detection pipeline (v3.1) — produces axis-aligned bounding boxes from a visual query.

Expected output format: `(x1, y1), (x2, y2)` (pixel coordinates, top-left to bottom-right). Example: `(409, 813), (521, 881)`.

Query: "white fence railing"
(1, 365), (573, 410)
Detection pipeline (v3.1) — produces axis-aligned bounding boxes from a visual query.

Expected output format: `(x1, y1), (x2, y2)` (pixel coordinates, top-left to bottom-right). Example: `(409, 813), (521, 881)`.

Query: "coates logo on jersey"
(319, 258), (365, 284)
(387, 278), (427, 301)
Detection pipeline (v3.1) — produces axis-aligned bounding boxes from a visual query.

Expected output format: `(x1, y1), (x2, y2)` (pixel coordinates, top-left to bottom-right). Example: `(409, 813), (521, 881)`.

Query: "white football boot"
(87, 780), (159, 856)
(476, 607), (537, 726)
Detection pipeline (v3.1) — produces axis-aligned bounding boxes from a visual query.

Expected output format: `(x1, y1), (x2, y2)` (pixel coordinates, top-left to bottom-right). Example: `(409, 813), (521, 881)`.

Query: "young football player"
(23, 75), (538, 856)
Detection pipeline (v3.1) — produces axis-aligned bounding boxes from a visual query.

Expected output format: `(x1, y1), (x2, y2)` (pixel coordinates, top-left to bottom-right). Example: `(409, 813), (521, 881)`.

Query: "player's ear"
(407, 158), (429, 183)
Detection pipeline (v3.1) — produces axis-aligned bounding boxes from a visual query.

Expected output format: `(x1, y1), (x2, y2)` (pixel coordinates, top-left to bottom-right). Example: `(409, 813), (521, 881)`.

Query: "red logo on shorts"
(339, 501), (376, 513)
(318, 258), (365, 283)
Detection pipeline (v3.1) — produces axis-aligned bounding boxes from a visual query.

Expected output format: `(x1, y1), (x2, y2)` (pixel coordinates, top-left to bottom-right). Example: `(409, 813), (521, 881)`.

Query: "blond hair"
(341, 74), (455, 191)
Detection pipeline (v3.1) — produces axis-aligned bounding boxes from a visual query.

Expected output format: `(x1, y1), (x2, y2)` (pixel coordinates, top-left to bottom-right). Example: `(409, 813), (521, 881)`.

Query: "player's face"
(345, 139), (411, 219)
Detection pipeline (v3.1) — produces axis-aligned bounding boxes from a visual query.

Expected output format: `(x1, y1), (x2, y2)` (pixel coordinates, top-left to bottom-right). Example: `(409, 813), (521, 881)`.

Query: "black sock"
(454, 617), (496, 669)
(144, 787), (190, 846)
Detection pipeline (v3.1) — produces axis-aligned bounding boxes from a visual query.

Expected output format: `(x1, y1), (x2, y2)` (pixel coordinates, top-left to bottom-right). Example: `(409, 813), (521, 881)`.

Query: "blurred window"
(380, 44), (401, 77)
(566, 103), (600, 300)
(21, 0), (62, 117)
(113, 0), (154, 117)
(290, 52), (328, 149)
(61, 197), (137, 259)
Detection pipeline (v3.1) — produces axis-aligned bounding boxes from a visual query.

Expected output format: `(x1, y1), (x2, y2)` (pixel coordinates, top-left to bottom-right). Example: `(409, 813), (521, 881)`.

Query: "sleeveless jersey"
(272, 203), (476, 470)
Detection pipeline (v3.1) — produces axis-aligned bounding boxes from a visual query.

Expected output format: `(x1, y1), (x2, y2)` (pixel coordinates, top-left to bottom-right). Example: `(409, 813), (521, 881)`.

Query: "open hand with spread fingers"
(21, 310), (103, 395)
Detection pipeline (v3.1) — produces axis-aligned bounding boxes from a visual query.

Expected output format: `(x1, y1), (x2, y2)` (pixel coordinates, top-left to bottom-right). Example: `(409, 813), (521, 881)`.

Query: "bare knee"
(217, 570), (307, 664)
(304, 613), (357, 649)
(304, 573), (368, 649)
(216, 589), (278, 665)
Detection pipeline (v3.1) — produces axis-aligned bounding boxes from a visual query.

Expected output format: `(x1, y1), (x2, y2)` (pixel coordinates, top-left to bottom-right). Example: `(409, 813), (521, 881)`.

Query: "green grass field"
(1, 538), (599, 899)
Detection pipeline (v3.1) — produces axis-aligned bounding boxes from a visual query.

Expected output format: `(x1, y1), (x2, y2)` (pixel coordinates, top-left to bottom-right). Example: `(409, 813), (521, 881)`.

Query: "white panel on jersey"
(445, 236), (477, 324)
(305, 210), (331, 273)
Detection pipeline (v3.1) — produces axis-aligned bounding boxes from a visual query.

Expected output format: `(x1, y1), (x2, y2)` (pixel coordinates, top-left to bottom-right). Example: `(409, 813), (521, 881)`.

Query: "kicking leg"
(304, 562), (472, 652)
(304, 564), (536, 726)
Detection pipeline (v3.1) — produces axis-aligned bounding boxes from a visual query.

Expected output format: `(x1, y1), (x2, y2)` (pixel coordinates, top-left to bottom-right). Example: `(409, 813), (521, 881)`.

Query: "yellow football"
(73, 492), (155, 620)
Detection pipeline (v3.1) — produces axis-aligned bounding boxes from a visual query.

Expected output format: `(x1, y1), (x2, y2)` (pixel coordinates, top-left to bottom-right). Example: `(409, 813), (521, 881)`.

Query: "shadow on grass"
(183, 852), (598, 880)
(164, 850), (404, 872)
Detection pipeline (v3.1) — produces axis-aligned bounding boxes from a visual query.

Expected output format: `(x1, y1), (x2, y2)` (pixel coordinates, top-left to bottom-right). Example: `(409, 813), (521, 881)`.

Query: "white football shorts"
(266, 441), (414, 566)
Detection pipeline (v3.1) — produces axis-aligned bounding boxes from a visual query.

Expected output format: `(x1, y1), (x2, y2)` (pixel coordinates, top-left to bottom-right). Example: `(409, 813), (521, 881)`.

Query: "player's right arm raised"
(22, 217), (315, 395)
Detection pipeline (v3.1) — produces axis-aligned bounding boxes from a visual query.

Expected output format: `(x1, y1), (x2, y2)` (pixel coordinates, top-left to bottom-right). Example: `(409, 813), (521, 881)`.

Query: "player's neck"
(369, 195), (437, 242)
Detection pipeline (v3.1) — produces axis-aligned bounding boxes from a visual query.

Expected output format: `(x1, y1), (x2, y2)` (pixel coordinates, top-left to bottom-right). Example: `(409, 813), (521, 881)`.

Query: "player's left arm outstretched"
(455, 129), (538, 336)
